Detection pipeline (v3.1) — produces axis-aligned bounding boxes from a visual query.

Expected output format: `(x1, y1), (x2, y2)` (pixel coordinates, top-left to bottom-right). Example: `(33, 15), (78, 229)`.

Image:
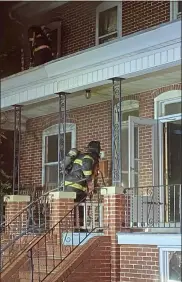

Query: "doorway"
(163, 120), (182, 223)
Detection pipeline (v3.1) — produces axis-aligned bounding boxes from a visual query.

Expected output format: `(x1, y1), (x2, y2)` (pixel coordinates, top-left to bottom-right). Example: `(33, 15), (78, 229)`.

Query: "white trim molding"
(117, 233), (181, 246)
(159, 246), (181, 282)
(95, 1), (122, 45)
(42, 123), (76, 185)
(154, 90), (182, 119)
(121, 100), (139, 113)
(1, 20), (181, 110)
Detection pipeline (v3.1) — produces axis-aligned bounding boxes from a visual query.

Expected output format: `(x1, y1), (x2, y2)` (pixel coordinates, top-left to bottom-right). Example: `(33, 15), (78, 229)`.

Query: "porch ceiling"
(21, 65), (181, 118)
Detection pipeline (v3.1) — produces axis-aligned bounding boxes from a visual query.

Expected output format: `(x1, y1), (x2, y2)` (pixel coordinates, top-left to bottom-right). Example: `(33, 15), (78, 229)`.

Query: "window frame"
(170, 1), (182, 21)
(154, 90), (182, 120)
(114, 100), (139, 188)
(160, 247), (181, 282)
(46, 21), (62, 58)
(42, 123), (76, 185)
(95, 1), (122, 45)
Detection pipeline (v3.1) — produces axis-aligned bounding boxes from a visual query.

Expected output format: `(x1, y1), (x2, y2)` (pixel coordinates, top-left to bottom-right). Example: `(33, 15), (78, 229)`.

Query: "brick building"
(0, 1), (181, 282)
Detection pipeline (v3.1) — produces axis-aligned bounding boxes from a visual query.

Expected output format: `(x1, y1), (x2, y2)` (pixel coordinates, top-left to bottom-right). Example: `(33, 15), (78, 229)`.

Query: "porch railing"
(0, 188), (103, 272)
(0, 191), (51, 272)
(123, 184), (181, 229)
(27, 191), (103, 282)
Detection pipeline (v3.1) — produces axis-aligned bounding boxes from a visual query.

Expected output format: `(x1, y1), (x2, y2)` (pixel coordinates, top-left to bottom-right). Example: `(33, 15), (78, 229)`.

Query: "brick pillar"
(101, 187), (130, 282)
(4, 195), (30, 235)
(49, 191), (76, 242)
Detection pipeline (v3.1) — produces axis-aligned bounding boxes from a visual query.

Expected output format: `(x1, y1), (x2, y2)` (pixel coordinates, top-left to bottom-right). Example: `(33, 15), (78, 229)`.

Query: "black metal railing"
(27, 190), (103, 282)
(0, 187), (104, 273)
(0, 229), (35, 272)
(123, 184), (181, 229)
(0, 186), (57, 271)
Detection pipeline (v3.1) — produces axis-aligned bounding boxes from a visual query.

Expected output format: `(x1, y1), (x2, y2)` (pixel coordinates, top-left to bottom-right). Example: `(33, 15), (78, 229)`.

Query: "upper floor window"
(96, 2), (122, 45)
(46, 20), (62, 59)
(170, 1), (182, 20)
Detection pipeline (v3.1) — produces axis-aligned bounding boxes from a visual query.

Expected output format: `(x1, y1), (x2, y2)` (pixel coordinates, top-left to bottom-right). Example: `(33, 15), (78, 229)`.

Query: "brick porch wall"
(63, 236), (111, 282)
(120, 245), (159, 282)
(20, 84), (181, 187)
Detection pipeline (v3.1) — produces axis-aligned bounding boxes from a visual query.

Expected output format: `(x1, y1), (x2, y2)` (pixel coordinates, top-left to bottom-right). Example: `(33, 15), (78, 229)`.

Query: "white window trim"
(95, 1), (122, 45)
(154, 90), (182, 119)
(170, 1), (181, 21)
(42, 123), (76, 185)
(154, 90), (182, 188)
(114, 100), (139, 184)
(159, 246), (181, 282)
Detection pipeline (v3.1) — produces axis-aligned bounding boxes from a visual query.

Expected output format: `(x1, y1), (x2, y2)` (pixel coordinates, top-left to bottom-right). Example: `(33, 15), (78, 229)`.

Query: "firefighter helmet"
(86, 141), (101, 155)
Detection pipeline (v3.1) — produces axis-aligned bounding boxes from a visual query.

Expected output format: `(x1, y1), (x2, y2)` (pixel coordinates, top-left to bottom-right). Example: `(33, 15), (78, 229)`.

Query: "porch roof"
(1, 20), (181, 111)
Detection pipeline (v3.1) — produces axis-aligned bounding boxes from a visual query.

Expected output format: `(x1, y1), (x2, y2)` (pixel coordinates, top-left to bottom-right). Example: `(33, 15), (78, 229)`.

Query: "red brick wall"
(120, 245), (159, 282)
(122, 0), (170, 36)
(48, 1), (101, 56)
(20, 84), (181, 188)
(63, 236), (111, 282)
(20, 101), (112, 186)
(45, 0), (170, 56)
(1, 1), (171, 76)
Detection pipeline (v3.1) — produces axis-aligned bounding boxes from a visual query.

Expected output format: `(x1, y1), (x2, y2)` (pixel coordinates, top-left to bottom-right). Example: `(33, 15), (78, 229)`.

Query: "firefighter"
(28, 25), (53, 67)
(64, 148), (80, 175)
(64, 141), (101, 229)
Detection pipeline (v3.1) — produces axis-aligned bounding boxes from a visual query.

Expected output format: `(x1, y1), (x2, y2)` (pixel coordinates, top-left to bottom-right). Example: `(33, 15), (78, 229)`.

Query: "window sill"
(117, 233), (181, 246)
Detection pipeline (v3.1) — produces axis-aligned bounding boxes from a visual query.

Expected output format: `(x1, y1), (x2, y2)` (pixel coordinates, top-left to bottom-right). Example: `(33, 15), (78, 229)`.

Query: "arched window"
(115, 100), (139, 188)
(42, 123), (76, 186)
(154, 90), (182, 205)
(154, 90), (181, 120)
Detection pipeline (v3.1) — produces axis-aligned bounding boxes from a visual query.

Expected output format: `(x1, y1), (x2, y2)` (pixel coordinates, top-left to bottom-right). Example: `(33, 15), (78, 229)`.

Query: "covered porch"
(1, 19), (181, 234)
(1, 63), (181, 233)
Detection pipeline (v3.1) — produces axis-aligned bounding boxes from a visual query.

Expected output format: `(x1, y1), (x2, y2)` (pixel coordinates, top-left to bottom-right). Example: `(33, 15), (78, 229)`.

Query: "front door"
(163, 120), (181, 223)
(128, 116), (163, 227)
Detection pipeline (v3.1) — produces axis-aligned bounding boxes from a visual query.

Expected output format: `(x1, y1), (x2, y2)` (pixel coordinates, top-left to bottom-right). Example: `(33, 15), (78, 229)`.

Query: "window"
(164, 102), (182, 116)
(115, 100), (139, 188)
(160, 248), (181, 282)
(170, 1), (182, 20)
(96, 2), (122, 45)
(154, 90), (182, 119)
(46, 20), (62, 58)
(42, 123), (76, 186)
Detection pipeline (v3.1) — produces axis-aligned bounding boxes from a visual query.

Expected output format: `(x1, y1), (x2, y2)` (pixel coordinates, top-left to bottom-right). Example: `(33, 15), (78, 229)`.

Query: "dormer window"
(96, 2), (122, 45)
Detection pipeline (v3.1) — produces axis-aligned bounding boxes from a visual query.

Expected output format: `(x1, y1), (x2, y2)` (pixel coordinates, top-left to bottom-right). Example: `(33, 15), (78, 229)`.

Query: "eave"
(1, 20), (181, 110)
